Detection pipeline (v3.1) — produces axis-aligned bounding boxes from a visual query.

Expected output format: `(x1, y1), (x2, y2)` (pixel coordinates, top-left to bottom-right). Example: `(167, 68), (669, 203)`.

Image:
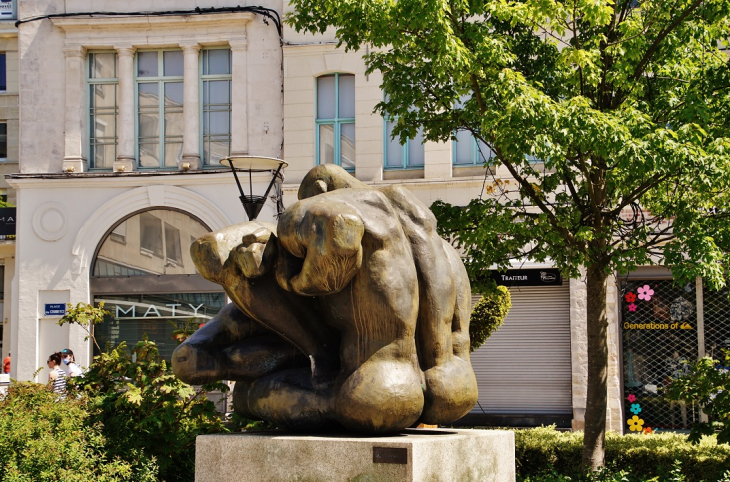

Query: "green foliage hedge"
(0, 381), (156, 482)
(470, 285), (511, 351)
(515, 426), (730, 482)
(0, 339), (230, 482)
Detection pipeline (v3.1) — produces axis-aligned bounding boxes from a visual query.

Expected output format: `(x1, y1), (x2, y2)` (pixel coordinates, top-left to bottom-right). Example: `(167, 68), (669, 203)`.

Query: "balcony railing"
(0, 1), (15, 21)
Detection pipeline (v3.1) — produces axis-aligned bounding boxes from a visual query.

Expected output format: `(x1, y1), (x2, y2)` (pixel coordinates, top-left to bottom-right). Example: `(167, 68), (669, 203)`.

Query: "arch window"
(316, 73), (355, 171)
(91, 209), (225, 361)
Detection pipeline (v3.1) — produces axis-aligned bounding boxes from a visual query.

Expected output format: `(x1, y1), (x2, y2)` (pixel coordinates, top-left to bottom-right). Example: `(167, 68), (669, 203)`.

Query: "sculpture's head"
(191, 221), (278, 283)
(298, 164), (369, 200)
(276, 197), (364, 296)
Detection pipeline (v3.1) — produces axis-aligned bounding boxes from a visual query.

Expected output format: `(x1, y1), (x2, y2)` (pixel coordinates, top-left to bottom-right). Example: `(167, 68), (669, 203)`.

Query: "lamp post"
(220, 156), (288, 221)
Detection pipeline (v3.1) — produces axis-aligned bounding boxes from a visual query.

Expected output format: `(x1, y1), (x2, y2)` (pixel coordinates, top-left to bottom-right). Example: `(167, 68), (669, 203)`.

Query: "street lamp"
(220, 156), (288, 221)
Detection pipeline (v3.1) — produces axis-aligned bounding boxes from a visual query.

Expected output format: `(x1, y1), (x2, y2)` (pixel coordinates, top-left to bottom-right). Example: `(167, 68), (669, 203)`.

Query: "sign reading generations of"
(490, 268), (562, 287)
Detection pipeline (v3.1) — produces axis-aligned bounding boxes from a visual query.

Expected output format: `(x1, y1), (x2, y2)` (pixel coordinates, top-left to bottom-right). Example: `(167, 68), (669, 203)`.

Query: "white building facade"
(10, 1), (283, 382)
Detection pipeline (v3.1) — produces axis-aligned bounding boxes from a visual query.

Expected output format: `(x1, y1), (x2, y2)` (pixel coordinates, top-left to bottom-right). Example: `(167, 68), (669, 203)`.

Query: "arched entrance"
(90, 208), (226, 360)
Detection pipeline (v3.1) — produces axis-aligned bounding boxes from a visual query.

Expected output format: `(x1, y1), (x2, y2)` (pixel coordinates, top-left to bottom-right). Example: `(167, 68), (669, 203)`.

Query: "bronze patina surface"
(172, 165), (478, 433)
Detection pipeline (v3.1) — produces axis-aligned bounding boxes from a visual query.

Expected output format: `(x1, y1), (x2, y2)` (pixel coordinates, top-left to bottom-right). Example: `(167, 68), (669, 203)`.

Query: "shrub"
(60, 302), (232, 482)
(470, 285), (511, 351)
(515, 426), (730, 482)
(666, 351), (730, 445)
(72, 340), (229, 482)
(0, 381), (156, 482)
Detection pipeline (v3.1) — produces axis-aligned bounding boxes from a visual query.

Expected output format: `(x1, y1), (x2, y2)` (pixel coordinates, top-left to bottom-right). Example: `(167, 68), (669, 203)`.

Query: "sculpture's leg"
(417, 242), (479, 424)
(380, 186), (478, 424)
(232, 368), (337, 431)
(172, 303), (307, 384)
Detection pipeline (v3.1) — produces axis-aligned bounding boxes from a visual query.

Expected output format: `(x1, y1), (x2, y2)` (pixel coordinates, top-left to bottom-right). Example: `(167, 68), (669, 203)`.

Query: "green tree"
(287, 0), (730, 469)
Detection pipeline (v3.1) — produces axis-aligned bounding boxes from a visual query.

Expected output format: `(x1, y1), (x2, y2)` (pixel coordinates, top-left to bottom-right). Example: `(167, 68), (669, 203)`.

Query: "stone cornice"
(52, 12), (254, 32)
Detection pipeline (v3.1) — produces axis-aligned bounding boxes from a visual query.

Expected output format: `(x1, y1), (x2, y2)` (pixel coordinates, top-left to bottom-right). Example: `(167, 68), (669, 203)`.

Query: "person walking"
(2, 352), (9, 374)
(61, 349), (83, 377)
(47, 352), (67, 395)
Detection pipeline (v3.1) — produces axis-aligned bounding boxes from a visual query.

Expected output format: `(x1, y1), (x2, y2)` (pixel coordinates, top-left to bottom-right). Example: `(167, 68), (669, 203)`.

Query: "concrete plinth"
(195, 428), (515, 482)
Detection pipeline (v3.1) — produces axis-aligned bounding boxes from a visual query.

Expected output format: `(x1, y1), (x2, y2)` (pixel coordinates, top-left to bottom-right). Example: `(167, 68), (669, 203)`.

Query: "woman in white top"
(61, 348), (83, 377)
(47, 352), (67, 395)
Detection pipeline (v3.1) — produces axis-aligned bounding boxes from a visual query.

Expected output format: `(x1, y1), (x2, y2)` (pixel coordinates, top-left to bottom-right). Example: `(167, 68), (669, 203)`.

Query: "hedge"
(515, 426), (730, 482)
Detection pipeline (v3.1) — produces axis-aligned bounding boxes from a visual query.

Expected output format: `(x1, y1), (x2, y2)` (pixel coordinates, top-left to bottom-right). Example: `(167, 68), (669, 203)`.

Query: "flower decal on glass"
(625, 292), (636, 303)
(627, 415), (644, 431)
(630, 403), (642, 415)
(627, 394), (636, 403)
(628, 303), (637, 312)
(637, 285), (654, 301)
(643, 427), (654, 435)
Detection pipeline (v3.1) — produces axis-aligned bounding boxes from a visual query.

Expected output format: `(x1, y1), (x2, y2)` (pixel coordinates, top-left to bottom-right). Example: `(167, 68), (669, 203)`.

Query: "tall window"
(0, 123), (6, 161)
(88, 52), (119, 169)
(384, 117), (425, 169)
(137, 50), (184, 169)
(201, 48), (232, 166)
(453, 130), (494, 166)
(316, 73), (355, 170)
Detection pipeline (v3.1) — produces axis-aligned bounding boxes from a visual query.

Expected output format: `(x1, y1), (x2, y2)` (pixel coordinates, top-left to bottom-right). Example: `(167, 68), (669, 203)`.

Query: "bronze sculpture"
(172, 165), (478, 433)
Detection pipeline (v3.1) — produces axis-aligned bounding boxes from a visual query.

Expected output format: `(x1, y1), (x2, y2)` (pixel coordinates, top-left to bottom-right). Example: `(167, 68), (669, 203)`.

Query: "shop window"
(701, 283), (730, 360)
(137, 50), (184, 169)
(91, 210), (222, 362)
(94, 293), (225, 361)
(384, 118), (424, 169)
(316, 73), (355, 171)
(0, 123), (6, 161)
(94, 209), (210, 277)
(621, 279), (700, 433)
(201, 48), (231, 166)
(0, 265), (4, 301)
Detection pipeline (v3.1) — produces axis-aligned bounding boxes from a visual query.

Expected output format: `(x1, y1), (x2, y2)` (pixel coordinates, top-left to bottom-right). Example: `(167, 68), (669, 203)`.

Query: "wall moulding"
(70, 185), (232, 276)
(52, 13), (253, 50)
(51, 12), (254, 32)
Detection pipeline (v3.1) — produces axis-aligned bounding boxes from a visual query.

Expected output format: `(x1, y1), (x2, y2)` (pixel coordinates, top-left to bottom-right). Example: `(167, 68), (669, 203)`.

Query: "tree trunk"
(582, 264), (609, 470)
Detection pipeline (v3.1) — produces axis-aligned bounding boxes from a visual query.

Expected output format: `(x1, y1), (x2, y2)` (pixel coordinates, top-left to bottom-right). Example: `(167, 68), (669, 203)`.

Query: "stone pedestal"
(195, 428), (515, 482)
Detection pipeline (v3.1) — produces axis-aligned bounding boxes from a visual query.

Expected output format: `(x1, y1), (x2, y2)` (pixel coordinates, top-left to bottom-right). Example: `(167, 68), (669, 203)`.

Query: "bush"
(470, 285), (511, 351)
(515, 426), (730, 482)
(666, 351), (730, 445)
(72, 339), (230, 482)
(0, 381), (156, 482)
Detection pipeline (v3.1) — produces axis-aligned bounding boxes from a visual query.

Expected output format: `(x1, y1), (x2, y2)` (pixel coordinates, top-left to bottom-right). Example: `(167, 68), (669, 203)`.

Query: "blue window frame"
(384, 117), (425, 169)
(316, 73), (355, 171)
(200, 48), (231, 167)
(453, 130), (494, 166)
(87, 51), (118, 170)
(136, 50), (184, 169)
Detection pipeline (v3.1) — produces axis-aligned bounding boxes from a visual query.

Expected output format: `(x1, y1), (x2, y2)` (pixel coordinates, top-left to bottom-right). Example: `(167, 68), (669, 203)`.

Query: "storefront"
(464, 268), (574, 427)
(90, 209), (226, 360)
(620, 275), (730, 433)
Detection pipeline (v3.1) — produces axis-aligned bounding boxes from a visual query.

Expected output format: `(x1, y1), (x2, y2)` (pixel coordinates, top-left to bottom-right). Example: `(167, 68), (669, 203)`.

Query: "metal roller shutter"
(469, 282), (572, 415)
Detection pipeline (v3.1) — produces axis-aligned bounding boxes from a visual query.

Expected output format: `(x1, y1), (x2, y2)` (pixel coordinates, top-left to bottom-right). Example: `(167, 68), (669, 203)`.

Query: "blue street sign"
(44, 303), (66, 316)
